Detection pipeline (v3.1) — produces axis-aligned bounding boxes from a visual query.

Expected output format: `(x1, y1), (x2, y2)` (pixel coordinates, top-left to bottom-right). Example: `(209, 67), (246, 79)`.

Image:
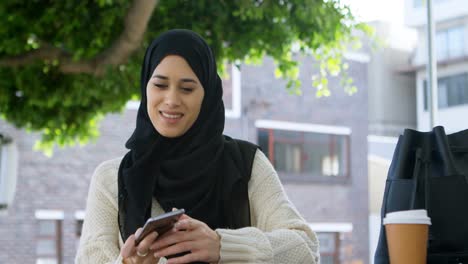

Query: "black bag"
(374, 126), (468, 264)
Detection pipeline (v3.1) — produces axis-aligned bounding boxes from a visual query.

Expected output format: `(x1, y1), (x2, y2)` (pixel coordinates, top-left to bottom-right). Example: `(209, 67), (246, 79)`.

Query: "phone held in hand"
(134, 208), (185, 245)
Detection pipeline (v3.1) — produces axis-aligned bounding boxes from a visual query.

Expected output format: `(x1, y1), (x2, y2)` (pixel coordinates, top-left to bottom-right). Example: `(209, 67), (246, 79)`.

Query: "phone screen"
(134, 209), (185, 245)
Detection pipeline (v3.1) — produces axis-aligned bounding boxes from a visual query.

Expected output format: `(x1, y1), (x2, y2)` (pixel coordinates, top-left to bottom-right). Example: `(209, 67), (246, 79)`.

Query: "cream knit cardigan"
(75, 150), (320, 264)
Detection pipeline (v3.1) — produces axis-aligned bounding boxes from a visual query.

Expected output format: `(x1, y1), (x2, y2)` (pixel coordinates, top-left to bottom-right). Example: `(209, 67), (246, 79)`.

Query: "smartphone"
(134, 208), (185, 245)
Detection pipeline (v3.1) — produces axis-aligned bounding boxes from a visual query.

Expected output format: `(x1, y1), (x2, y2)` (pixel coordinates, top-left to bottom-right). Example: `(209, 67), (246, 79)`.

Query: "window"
(35, 210), (63, 264)
(0, 142), (3, 210)
(221, 64), (241, 118)
(0, 134), (17, 212)
(436, 26), (465, 60)
(75, 210), (85, 238)
(75, 210), (85, 250)
(257, 124), (350, 179)
(76, 220), (84, 237)
(423, 73), (468, 110)
(317, 232), (340, 264)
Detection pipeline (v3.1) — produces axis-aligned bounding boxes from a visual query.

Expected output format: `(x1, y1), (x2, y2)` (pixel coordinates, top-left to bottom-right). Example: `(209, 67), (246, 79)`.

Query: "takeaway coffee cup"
(383, 210), (431, 264)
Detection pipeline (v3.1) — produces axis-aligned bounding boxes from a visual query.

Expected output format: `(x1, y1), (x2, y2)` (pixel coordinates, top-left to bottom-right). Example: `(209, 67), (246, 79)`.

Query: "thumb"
(121, 228), (141, 258)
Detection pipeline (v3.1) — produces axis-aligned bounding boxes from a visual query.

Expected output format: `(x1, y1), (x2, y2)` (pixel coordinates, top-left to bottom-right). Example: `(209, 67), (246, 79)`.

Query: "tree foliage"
(0, 0), (370, 153)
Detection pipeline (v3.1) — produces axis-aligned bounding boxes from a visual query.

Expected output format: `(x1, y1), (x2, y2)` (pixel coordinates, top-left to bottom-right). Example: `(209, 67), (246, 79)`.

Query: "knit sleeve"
(215, 150), (320, 264)
(75, 159), (125, 264)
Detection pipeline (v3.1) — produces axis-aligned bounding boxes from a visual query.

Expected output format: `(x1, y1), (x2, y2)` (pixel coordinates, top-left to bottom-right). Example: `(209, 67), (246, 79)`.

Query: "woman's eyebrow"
(151, 75), (197, 84)
(180, 78), (198, 84)
(153, 74), (168, 80)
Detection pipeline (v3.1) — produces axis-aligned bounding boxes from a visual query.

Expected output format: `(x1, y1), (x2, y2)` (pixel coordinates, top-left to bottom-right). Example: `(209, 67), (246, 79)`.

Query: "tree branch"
(0, 43), (69, 66)
(0, 0), (158, 76)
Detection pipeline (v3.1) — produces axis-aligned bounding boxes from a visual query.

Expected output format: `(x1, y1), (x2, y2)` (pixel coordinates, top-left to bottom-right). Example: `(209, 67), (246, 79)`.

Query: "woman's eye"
(181, 88), (194, 93)
(154, 84), (167, 89)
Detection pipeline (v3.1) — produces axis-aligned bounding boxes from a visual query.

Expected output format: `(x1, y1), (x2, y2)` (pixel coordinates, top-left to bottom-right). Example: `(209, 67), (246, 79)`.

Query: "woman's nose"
(164, 88), (181, 107)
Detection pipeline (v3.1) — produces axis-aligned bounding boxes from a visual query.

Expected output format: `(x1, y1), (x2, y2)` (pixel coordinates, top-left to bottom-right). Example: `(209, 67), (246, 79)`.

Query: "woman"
(76, 29), (319, 264)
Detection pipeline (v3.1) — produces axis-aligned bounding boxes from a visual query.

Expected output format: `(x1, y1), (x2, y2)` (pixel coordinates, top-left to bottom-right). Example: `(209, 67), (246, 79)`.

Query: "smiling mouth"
(160, 111), (184, 119)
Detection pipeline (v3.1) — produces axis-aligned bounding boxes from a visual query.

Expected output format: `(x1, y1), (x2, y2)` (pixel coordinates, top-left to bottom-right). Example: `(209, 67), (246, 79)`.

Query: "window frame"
(255, 120), (351, 183)
(317, 232), (341, 264)
(75, 210), (85, 236)
(35, 210), (64, 264)
(0, 134), (17, 213)
(223, 64), (242, 119)
(309, 222), (352, 264)
(435, 25), (465, 60)
(423, 72), (468, 110)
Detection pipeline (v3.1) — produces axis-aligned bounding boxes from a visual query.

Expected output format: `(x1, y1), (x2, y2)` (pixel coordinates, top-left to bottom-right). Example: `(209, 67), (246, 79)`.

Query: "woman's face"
(146, 55), (205, 138)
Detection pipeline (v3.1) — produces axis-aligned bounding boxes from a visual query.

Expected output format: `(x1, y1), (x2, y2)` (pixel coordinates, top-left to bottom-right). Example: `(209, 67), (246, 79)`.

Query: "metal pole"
(426, 0), (438, 128)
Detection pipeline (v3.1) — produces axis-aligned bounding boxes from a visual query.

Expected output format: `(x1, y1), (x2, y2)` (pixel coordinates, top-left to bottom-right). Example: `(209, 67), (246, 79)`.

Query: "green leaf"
(0, 0), (370, 155)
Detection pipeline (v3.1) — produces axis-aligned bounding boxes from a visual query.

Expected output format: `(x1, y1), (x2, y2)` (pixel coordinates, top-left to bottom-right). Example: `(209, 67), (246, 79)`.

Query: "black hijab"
(117, 29), (255, 242)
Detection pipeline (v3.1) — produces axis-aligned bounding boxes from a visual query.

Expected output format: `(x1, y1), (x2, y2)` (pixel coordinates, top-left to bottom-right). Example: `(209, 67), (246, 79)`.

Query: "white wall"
(411, 17), (468, 66)
(416, 62), (468, 132)
(369, 214), (382, 264)
(368, 22), (418, 135)
(368, 153), (392, 264)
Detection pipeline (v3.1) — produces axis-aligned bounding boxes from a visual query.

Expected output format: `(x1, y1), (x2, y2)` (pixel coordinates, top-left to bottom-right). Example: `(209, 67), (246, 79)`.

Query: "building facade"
(0, 54), (369, 263)
(405, 0), (468, 132)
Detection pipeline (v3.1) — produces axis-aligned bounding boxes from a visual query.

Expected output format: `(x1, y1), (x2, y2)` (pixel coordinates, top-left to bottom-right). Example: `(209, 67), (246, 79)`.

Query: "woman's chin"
(156, 127), (186, 138)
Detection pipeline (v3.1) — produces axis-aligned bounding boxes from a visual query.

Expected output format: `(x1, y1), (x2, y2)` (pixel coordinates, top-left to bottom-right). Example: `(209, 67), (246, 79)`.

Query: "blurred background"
(1, 0), (467, 263)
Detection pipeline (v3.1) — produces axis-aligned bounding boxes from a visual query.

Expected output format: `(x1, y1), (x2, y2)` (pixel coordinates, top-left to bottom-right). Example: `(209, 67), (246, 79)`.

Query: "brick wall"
(225, 56), (370, 263)
(0, 110), (137, 263)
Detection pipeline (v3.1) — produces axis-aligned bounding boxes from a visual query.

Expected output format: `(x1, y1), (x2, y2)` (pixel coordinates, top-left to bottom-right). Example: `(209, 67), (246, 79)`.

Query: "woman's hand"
(150, 214), (221, 264)
(121, 228), (160, 264)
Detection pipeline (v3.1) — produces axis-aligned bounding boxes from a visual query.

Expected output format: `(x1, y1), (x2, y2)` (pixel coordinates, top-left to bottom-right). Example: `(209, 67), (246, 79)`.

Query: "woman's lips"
(160, 111), (183, 124)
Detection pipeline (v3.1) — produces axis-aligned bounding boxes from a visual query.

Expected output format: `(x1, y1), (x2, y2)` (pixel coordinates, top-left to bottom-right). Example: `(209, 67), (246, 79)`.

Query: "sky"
(341, 0), (418, 51)
(341, 0), (406, 26)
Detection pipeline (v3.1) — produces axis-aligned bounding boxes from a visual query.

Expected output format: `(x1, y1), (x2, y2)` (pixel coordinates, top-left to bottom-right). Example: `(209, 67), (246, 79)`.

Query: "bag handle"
(410, 147), (435, 242)
(410, 148), (423, 209)
(409, 148), (431, 210)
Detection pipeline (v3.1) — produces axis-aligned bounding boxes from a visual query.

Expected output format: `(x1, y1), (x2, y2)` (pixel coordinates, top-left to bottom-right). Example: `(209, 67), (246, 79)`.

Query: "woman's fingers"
(121, 227), (159, 262)
(136, 231), (158, 255)
(153, 240), (195, 259)
(121, 233), (137, 258)
(151, 223), (179, 244)
(178, 213), (190, 220)
(146, 215), (220, 264)
(174, 218), (203, 231)
(150, 218), (199, 250)
(150, 229), (193, 250)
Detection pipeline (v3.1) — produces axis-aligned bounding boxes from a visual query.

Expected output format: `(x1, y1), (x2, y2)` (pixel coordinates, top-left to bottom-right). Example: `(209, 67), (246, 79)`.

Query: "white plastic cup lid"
(383, 209), (431, 225)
